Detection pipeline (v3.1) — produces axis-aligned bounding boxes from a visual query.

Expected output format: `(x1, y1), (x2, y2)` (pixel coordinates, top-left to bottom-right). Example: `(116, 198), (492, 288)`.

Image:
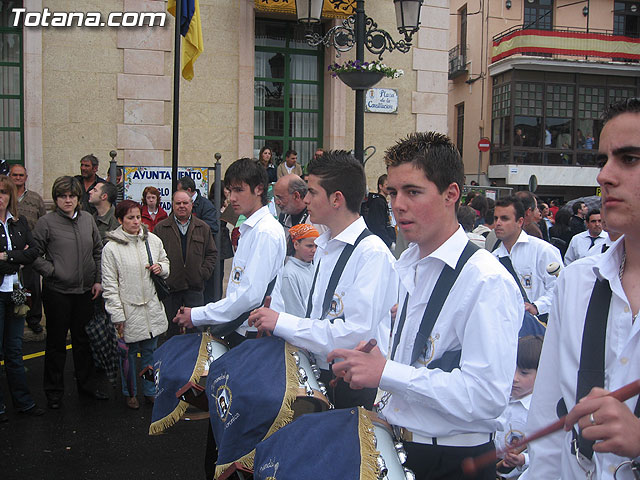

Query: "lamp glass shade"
(296, 0), (324, 24)
(394, 0), (423, 35)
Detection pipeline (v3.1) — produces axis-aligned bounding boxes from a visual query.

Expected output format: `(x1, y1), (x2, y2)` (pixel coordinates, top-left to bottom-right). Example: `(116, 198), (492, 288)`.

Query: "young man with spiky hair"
(173, 158), (286, 343)
(327, 133), (523, 479)
(523, 99), (640, 479)
(249, 150), (397, 410)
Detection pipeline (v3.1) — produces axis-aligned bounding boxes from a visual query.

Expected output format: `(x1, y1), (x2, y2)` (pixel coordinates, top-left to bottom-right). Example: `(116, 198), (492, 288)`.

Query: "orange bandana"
(289, 224), (319, 242)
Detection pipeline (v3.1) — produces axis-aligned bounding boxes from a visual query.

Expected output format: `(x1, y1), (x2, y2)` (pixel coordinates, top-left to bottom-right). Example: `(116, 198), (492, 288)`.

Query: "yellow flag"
(168, 0), (204, 81)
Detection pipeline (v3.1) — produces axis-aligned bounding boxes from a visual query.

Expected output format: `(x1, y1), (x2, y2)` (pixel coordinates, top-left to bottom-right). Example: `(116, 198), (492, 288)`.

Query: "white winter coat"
(102, 225), (170, 343)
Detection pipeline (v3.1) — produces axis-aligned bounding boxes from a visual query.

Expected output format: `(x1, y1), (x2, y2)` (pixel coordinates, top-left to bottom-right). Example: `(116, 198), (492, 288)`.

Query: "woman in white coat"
(102, 200), (170, 409)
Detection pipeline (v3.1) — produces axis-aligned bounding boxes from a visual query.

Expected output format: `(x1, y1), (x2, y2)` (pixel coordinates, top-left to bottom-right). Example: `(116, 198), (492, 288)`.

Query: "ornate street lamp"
(297, 0), (423, 163)
(295, 0), (323, 25)
(394, 0), (423, 41)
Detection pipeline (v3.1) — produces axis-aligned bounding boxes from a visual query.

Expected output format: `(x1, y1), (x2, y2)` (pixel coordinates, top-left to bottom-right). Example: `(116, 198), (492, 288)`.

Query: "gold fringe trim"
(358, 407), (381, 480)
(214, 341), (300, 479)
(148, 333), (213, 435)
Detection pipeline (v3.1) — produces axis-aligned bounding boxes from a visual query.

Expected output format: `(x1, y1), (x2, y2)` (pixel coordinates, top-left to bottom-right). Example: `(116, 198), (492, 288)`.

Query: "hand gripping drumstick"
(255, 296), (272, 338)
(462, 379), (640, 477)
(329, 339), (378, 388)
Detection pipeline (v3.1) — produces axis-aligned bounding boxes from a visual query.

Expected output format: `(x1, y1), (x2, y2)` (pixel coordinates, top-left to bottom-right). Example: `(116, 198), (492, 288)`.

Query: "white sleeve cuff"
(379, 359), (414, 393)
(273, 312), (301, 340)
(191, 306), (207, 327)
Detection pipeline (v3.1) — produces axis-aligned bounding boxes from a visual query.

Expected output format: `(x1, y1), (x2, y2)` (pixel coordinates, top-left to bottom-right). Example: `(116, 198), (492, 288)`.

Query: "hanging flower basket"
(328, 60), (404, 91)
(337, 71), (385, 90)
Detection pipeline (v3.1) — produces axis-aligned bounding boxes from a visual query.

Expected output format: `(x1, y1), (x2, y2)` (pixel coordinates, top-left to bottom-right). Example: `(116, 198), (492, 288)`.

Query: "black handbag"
(144, 239), (170, 301)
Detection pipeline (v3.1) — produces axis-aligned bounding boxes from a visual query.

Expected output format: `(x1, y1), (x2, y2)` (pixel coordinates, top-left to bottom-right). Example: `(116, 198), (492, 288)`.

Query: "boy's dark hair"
(177, 175), (196, 193)
(586, 208), (601, 222)
(495, 195), (526, 221)
(307, 150), (366, 214)
(517, 335), (544, 370)
(602, 97), (640, 124)
(100, 182), (118, 205)
(115, 200), (142, 221)
(384, 131), (464, 207)
(224, 158), (268, 205)
(377, 174), (387, 189)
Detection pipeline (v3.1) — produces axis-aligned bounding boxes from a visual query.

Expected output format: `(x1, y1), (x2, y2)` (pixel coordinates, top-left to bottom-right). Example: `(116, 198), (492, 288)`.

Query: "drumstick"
(179, 305), (186, 334)
(462, 379), (640, 477)
(329, 339), (378, 388)
(256, 296), (272, 338)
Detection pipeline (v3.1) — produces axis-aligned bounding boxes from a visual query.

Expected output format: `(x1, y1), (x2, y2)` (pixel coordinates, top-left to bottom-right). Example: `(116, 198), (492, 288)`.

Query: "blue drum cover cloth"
(149, 333), (211, 434)
(253, 407), (380, 480)
(207, 336), (299, 479)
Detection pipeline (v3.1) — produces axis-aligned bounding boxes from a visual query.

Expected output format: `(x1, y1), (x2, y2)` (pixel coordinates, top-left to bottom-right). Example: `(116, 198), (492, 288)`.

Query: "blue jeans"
(120, 337), (158, 397)
(0, 291), (36, 412)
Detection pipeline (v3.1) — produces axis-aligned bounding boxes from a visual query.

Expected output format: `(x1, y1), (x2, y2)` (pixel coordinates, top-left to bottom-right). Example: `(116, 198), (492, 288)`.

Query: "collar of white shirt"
(239, 205), (271, 235)
(314, 216), (366, 250)
(593, 235), (625, 283)
(394, 226), (469, 296)
(511, 393), (532, 409)
(495, 229), (529, 256)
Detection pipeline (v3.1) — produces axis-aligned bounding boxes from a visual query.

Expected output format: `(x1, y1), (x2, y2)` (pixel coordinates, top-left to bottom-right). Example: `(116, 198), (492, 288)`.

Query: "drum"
(365, 412), (415, 480)
(203, 336), (230, 375)
(178, 335), (229, 412)
(290, 348), (332, 418)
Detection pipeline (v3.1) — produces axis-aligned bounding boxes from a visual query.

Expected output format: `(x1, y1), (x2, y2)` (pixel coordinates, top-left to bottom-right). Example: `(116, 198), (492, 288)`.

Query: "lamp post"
(295, 0), (423, 163)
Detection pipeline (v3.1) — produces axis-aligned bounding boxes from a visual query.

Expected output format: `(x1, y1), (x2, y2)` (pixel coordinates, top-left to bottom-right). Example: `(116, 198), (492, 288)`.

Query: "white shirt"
(564, 230), (609, 265)
(274, 217), (397, 369)
(493, 230), (563, 315)
(496, 394), (532, 479)
(0, 212), (17, 292)
(379, 227), (523, 437)
(273, 256), (315, 318)
(523, 237), (640, 480)
(191, 206), (286, 335)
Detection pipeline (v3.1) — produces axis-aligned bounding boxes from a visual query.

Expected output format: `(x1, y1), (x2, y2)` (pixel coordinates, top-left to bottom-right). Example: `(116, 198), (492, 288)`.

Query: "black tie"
(588, 237), (598, 249)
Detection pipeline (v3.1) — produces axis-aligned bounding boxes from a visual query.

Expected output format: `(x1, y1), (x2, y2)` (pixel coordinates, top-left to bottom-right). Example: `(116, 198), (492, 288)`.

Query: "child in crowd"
(277, 224), (319, 317)
(496, 335), (544, 479)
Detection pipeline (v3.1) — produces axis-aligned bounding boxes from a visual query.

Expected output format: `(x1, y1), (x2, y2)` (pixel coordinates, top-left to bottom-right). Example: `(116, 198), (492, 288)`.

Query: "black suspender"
(304, 228), (372, 319)
(390, 241), (480, 365)
(209, 275), (278, 338)
(558, 277), (640, 460)
(575, 278), (612, 459)
(498, 255), (531, 304)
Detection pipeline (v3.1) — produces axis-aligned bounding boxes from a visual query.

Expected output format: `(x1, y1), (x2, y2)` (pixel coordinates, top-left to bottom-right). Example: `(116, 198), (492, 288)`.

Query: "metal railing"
(448, 44), (467, 79)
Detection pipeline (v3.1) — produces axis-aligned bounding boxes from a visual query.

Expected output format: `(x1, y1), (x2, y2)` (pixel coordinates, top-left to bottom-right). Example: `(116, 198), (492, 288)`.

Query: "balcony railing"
(448, 44), (467, 79)
(491, 26), (640, 63)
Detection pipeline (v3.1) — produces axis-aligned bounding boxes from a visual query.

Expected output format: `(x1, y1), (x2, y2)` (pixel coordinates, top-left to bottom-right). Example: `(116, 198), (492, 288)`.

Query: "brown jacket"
(154, 214), (217, 292)
(32, 209), (103, 294)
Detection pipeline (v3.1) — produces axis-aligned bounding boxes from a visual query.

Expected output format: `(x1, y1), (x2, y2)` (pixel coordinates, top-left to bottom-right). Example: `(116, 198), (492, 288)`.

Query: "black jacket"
(193, 190), (219, 234)
(0, 215), (39, 284)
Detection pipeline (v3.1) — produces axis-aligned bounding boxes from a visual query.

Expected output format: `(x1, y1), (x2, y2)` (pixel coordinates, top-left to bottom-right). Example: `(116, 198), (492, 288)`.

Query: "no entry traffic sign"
(478, 138), (491, 152)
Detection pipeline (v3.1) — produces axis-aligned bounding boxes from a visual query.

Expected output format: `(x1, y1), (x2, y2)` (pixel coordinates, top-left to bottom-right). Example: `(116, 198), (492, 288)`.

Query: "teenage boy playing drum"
(327, 132), (523, 480)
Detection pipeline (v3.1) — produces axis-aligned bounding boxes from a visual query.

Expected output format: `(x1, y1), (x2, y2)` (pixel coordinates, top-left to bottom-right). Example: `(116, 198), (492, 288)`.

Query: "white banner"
(123, 166), (210, 214)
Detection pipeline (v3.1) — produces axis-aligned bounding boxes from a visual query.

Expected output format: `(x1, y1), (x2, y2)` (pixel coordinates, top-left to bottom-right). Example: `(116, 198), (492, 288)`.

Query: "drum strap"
(390, 241), (479, 365)
(304, 228), (372, 319)
(498, 255), (531, 304)
(209, 276), (278, 338)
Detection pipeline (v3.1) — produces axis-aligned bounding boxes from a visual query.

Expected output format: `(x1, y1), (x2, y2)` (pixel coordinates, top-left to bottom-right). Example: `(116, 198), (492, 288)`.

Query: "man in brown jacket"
(154, 190), (217, 337)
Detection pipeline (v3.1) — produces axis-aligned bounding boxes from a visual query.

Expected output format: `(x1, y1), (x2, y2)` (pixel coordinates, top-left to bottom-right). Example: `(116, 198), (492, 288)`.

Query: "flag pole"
(171, 0), (181, 195)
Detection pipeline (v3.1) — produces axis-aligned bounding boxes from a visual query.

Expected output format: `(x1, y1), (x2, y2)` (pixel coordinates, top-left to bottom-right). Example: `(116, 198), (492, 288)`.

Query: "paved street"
(0, 334), (209, 480)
